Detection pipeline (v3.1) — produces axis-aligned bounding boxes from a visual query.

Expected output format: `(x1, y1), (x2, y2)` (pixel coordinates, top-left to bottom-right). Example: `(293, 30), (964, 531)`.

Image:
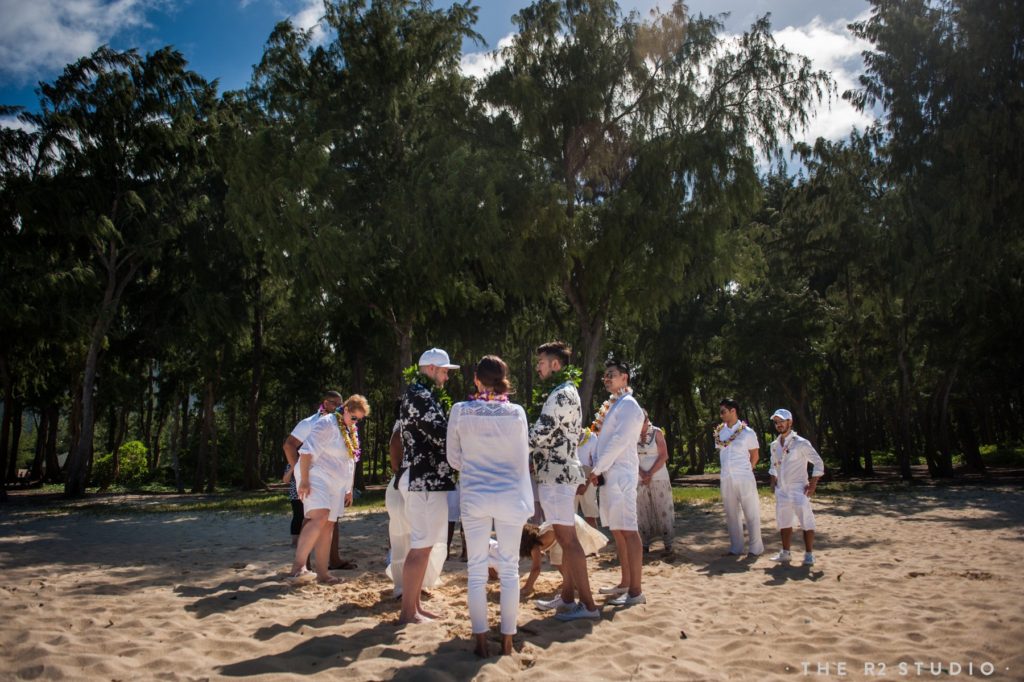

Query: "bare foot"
(317, 574), (342, 585)
(398, 612), (433, 625)
(418, 606), (443, 620)
(501, 635), (514, 655)
(473, 634), (490, 658)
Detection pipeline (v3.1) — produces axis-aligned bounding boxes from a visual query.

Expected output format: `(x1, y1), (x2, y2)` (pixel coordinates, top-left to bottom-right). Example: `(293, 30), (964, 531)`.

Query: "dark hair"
(322, 390), (343, 400)
(604, 358), (631, 381)
(536, 341), (571, 367)
(719, 397), (740, 412)
(520, 524), (544, 558)
(475, 355), (512, 394)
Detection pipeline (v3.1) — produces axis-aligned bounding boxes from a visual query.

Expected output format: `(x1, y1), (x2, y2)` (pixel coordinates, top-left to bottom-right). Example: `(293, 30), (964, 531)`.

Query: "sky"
(0, 0), (877, 142)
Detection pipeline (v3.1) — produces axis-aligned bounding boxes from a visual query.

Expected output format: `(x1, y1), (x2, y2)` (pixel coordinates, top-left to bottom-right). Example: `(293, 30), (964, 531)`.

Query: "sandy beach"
(2, 485), (1022, 681)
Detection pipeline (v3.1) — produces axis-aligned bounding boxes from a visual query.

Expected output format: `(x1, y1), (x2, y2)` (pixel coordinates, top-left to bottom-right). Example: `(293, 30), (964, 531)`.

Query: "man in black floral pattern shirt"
(398, 347), (459, 624)
(530, 342), (600, 621)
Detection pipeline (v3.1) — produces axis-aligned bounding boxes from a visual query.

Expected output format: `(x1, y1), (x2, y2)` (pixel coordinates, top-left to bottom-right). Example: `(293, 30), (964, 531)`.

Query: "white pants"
(462, 514), (523, 635)
(720, 475), (764, 555)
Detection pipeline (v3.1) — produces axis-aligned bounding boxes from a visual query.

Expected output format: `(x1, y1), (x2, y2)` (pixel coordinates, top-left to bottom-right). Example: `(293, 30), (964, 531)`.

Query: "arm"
(748, 448), (760, 469)
(282, 435), (302, 483)
(388, 429), (403, 473)
(296, 453), (313, 499)
(446, 404), (463, 471)
(592, 401), (645, 476)
(645, 429), (670, 477)
(768, 443), (778, 490)
(522, 547), (542, 596)
(805, 442), (825, 495)
(529, 388), (567, 450)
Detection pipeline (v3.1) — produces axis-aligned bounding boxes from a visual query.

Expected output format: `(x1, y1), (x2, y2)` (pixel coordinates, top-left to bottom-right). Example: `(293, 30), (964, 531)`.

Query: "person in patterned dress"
(529, 342), (600, 622)
(635, 411), (674, 556)
(397, 348), (459, 625)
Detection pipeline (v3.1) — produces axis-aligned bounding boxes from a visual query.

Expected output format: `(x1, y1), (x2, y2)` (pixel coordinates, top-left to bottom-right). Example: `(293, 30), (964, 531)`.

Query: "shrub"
(90, 440), (150, 488)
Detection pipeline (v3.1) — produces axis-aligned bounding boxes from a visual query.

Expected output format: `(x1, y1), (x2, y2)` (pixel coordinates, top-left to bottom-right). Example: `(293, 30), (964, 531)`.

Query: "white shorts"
(775, 489), (816, 530)
(538, 483), (578, 526)
(598, 470), (639, 531)
(302, 478), (346, 522)
(405, 490), (450, 549)
(575, 467), (599, 518)
(447, 487), (461, 522)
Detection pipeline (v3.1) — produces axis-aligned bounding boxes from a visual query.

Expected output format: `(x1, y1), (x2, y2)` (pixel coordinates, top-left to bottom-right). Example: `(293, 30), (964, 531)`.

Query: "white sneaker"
(598, 585), (628, 595)
(535, 596), (573, 611)
(770, 550), (792, 563)
(607, 592), (646, 607)
(554, 603), (601, 621)
(803, 552), (815, 566)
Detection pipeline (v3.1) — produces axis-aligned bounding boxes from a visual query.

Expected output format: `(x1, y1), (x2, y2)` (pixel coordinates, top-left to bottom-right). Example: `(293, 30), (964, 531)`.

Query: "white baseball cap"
(771, 408), (793, 421)
(418, 348), (460, 369)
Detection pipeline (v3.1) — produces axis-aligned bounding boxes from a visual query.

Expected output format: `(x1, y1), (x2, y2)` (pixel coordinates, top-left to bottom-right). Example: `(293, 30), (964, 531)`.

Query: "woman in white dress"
(635, 412), (675, 555)
(447, 356), (533, 657)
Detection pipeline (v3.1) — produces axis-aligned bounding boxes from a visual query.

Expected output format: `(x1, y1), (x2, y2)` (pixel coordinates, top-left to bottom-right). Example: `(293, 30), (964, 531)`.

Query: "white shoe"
(598, 585), (628, 595)
(770, 550), (792, 563)
(803, 552), (815, 566)
(535, 596), (573, 611)
(554, 603), (601, 621)
(607, 592), (646, 606)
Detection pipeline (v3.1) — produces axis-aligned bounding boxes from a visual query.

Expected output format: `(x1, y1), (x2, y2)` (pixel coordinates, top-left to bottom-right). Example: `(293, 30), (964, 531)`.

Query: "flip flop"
(286, 569), (316, 585)
(328, 559), (358, 570)
(317, 574), (343, 585)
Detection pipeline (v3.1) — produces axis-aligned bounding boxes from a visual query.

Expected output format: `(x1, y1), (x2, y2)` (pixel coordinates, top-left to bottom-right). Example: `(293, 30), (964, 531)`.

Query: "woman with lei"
(446, 355), (533, 657)
(288, 394), (370, 584)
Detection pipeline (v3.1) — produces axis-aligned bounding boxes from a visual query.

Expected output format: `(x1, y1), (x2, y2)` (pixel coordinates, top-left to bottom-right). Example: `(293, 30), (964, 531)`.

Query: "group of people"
(282, 342), (825, 657)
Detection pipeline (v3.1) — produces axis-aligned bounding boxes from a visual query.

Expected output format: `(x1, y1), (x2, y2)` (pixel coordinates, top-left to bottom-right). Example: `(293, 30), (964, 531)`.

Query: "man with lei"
(767, 408), (824, 566)
(397, 348), (459, 625)
(715, 397), (764, 556)
(527, 342), (600, 621)
(587, 359), (648, 607)
(288, 394), (370, 584)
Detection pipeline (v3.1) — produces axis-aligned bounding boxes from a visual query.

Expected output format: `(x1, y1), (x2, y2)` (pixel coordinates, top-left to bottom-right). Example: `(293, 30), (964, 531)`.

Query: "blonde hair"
(344, 394), (371, 416)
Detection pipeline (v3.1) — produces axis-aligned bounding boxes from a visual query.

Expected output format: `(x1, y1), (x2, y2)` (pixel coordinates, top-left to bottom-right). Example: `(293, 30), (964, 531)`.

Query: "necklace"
(714, 421), (748, 447)
(580, 387), (632, 445)
(335, 413), (361, 461)
(469, 390), (510, 402)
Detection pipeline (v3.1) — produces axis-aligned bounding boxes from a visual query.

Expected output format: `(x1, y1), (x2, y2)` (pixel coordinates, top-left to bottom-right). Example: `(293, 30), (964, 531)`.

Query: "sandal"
(329, 559), (358, 570)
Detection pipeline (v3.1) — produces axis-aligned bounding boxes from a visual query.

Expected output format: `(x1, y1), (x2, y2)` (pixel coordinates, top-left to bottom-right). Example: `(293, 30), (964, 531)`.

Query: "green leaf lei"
(528, 365), (582, 421)
(402, 364), (453, 413)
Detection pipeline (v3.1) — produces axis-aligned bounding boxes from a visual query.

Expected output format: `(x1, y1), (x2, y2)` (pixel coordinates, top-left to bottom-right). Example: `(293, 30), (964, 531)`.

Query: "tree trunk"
(169, 393), (185, 494)
(242, 273), (265, 491)
(143, 361), (155, 451)
(6, 399), (23, 482)
(30, 410), (47, 481)
(955, 405), (985, 473)
(895, 345), (915, 481)
(203, 375), (220, 494)
(151, 407), (167, 473)
(43, 406), (61, 483)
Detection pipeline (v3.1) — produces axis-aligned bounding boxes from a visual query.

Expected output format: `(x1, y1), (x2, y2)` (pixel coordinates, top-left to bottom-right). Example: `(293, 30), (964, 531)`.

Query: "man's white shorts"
(775, 488), (816, 531)
(538, 483), (577, 526)
(303, 477), (346, 522)
(405, 490), (450, 549)
(598, 469), (639, 531)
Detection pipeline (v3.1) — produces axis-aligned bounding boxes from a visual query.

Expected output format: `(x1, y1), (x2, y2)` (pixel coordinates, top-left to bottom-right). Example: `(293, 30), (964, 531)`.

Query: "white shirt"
(289, 412), (320, 443)
(446, 399), (534, 524)
(637, 426), (671, 483)
(768, 431), (824, 490)
(716, 422), (759, 479)
(297, 413), (356, 491)
(591, 394), (645, 477)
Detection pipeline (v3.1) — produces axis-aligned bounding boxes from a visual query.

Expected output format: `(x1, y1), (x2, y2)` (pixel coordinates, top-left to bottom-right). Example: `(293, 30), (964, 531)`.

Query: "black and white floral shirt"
(530, 382), (586, 486)
(400, 381), (456, 492)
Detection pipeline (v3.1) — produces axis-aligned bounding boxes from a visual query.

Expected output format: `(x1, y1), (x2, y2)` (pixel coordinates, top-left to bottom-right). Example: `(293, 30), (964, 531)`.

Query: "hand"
(804, 482), (817, 497)
(521, 582), (535, 598)
(576, 483), (588, 496)
(588, 472), (600, 487)
(297, 480), (311, 500)
(282, 469), (292, 484)
(344, 491), (353, 507)
(640, 475), (651, 486)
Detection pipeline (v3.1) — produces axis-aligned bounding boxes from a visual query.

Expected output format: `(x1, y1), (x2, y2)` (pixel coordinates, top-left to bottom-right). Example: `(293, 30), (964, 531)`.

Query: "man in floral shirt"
(529, 342), (599, 621)
(398, 347), (459, 624)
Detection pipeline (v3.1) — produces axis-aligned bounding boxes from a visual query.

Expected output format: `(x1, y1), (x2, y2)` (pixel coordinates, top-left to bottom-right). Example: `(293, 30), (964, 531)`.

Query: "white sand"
(1, 486), (1022, 680)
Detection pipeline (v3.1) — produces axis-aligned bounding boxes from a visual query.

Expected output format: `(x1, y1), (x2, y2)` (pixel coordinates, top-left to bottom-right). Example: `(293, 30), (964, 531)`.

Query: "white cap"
(771, 408), (793, 421)
(418, 348), (460, 369)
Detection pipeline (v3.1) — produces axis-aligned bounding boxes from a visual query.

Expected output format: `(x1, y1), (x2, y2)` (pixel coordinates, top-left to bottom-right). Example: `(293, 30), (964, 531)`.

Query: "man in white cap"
(715, 397), (764, 556)
(398, 348), (459, 624)
(768, 408), (825, 566)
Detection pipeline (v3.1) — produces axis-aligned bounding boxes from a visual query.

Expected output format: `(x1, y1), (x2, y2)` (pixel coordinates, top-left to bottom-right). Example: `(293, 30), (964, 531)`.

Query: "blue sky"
(1, 0), (875, 140)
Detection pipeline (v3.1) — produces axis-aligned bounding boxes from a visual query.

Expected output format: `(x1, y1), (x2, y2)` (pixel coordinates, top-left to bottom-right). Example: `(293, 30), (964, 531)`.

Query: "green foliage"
(92, 441), (149, 488)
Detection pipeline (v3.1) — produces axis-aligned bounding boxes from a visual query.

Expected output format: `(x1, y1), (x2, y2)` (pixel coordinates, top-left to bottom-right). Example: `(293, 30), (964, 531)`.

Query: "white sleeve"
(578, 433), (597, 467)
(767, 442), (778, 477)
(743, 428), (760, 452)
(805, 441), (825, 478)
(446, 403), (464, 472)
(593, 401), (644, 475)
(298, 418), (328, 460)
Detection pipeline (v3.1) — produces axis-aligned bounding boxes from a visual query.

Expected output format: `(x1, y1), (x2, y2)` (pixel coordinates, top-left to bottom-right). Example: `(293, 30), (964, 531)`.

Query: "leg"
(803, 529), (814, 552)
(557, 562), (575, 604)
(462, 514), (494, 644)
(312, 517), (336, 579)
(610, 530), (632, 589)
(459, 524), (467, 561)
(291, 509), (330, 576)
(329, 521), (342, 565)
(494, 519), (524, 644)
(399, 548), (433, 623)
(721, 477), (744, 554)
(780, 527), (794, 551)
(621, 530), (643, 597)
(738, 478), (764, 555)
(636, 484), (654, 551)
(447, 521), (456, 557)
(553, 524), (596, 611)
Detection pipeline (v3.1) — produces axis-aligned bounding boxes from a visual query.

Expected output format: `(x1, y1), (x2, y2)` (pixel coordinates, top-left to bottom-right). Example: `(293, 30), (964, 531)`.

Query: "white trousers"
(720, 475), (764, 555)
(462, 514), (523, 635)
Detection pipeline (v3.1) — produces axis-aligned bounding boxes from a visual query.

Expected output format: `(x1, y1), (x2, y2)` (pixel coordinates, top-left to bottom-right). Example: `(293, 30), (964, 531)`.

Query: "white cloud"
(291, 0), (327, 47)
(0, 115), (37, 133)
(771, 12), (876, 141)
(460, 33), (514, 81)
(0, 0), (162, 82)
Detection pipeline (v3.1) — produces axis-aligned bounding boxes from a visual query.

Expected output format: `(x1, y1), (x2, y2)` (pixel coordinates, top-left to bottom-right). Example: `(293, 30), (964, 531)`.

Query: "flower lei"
(775, 431), (796, 462)
(580, 387), (633, 445)
(403, 365), (453, 413)
(335, 412), (361, 462)
(528, 365), (582, 421)
(317, 401), (333, 415)
(714, 421), (748, 447)
(469, 390), (510, 402)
